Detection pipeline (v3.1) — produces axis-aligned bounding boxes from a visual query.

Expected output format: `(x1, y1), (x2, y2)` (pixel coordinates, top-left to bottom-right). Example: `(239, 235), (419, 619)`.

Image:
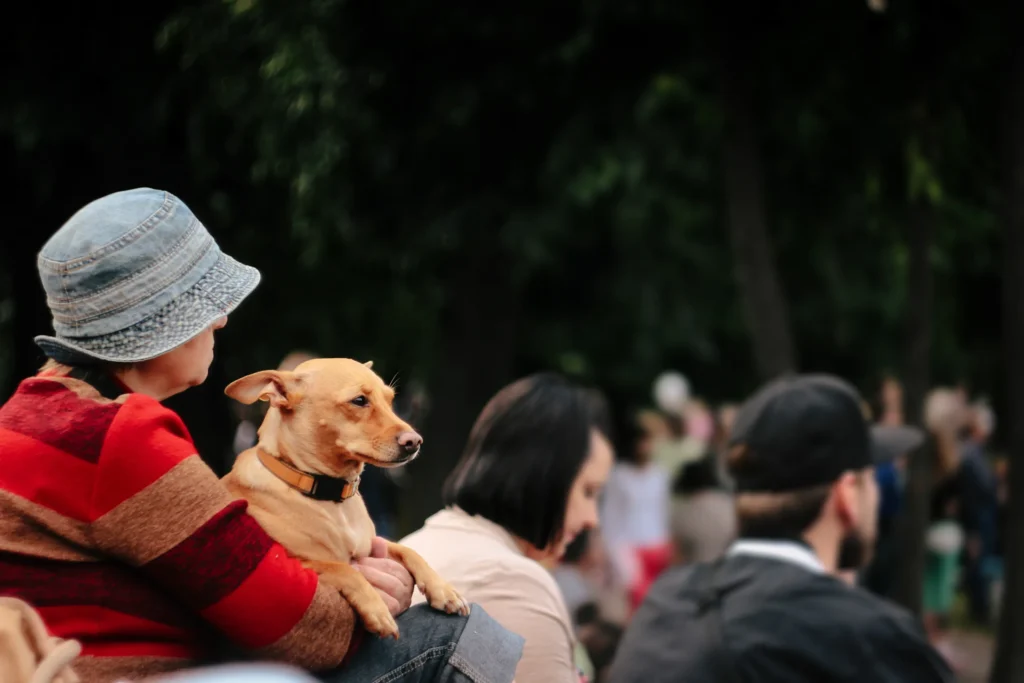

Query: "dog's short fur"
(222, 358), (468, 639)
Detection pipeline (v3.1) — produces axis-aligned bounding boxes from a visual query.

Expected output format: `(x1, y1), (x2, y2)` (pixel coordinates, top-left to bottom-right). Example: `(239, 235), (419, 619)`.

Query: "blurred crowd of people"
(549, 396), (739, 682)
(545, 375), (1006, 681)
(865, 379), (1005, 666)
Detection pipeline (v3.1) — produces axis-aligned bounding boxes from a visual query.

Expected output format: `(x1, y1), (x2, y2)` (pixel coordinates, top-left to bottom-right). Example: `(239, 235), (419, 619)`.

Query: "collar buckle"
(309, 473), (361, 502)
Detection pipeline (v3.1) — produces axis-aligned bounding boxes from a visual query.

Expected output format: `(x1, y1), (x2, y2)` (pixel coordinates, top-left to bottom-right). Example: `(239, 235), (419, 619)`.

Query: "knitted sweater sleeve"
(87, 395), (356, 671)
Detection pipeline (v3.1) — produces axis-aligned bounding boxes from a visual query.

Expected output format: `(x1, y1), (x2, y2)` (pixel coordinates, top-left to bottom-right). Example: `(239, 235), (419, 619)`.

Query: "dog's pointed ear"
(363, 360), (374, 369)
(225, 370), (300, 409)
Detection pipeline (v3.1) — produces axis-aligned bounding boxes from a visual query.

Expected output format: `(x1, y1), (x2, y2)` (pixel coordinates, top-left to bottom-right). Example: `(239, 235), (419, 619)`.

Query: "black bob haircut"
(442, 373), (602, 550)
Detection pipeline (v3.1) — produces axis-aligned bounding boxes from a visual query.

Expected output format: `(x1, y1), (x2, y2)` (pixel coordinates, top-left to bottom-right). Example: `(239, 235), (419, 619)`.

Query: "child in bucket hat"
(0, 189), (523, 683)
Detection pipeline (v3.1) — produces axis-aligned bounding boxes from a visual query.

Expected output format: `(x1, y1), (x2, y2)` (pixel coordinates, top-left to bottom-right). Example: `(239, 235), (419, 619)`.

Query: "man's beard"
(837, 530), (874, 571)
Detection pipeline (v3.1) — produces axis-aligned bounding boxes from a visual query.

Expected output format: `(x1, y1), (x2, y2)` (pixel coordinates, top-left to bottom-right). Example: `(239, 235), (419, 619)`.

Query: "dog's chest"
(320, 495), (375, 561)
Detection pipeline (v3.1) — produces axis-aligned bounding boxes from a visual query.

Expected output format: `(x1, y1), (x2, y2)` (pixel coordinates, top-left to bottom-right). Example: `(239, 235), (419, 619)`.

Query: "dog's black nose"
(397, 431), (423, 454)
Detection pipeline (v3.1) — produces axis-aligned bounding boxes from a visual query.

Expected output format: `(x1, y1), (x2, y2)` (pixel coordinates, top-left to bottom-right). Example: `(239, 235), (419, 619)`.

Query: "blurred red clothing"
(628, 542), (674, 613)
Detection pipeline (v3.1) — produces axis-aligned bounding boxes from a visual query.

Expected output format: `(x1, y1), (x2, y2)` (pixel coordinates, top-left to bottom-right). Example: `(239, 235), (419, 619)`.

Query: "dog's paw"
(362, 607), (400, 640)
(422, 580), (471, 617)
(350, 592), (400, 640)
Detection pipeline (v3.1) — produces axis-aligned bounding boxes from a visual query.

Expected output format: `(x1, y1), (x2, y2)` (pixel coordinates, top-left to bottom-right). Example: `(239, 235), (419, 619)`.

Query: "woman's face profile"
(553, 429), (614, 561)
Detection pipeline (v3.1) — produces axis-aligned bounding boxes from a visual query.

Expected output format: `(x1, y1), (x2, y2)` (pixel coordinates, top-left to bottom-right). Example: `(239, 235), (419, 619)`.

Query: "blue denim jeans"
(160, 604), (522, 683)
(321, 603), (524, 683)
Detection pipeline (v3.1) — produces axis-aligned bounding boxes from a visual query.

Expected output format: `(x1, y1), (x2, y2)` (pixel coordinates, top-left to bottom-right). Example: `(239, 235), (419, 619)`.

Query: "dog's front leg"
(385, 542), (471, 616)
(304, 559), (401, 639)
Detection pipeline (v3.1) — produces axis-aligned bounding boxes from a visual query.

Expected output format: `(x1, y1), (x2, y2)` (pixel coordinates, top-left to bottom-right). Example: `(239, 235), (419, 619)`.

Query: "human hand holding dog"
(352, 537), (414, 617)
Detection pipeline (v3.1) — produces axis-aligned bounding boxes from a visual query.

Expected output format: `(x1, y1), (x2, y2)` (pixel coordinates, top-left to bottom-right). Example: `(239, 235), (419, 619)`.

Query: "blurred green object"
(574, 641), (595, 683)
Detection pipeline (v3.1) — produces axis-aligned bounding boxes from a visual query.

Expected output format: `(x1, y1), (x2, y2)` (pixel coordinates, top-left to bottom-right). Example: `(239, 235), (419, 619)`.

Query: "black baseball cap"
(728, 374), (924, 493)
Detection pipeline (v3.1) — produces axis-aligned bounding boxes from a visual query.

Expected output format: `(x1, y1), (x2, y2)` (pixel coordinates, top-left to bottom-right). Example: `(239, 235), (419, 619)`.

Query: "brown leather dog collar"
(256, 448), (360, 502)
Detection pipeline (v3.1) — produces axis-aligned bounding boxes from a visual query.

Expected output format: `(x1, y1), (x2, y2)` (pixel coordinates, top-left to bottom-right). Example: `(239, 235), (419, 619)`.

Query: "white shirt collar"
(726, 539), (826, 574)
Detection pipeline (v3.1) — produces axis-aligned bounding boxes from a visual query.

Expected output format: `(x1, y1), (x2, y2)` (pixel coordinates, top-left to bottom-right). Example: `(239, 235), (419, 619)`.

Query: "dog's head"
(225, 358), (422, 476)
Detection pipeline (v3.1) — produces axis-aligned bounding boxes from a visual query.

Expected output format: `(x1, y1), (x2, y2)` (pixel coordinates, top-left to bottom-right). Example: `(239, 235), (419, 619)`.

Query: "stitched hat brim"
(34, 253), (261, 365)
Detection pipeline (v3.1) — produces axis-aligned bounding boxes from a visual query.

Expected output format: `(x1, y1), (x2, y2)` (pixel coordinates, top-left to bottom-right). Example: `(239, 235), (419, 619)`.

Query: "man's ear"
(833, 472), (859, 528)
(225, 370), (301, 409)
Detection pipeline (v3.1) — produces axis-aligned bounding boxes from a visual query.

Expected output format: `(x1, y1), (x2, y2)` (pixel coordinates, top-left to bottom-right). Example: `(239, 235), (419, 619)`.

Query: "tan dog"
(222, 358), (468, 639)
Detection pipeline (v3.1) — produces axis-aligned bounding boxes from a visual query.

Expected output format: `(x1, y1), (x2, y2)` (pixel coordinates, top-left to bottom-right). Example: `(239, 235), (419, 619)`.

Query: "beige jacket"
(401, 508), (577, 683)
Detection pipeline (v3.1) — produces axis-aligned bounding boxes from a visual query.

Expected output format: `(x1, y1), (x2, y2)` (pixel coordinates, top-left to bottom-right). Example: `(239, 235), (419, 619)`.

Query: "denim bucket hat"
(34, 188), (261, 364)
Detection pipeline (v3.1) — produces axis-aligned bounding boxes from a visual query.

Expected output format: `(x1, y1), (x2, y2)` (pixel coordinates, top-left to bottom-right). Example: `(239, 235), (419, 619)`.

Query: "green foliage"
(0, 0), (1008, 439)
(147, 0), (1005, 408)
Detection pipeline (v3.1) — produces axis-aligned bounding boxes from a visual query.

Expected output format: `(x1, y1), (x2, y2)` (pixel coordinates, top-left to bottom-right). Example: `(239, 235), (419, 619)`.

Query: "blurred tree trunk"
(398, 245), (520, 535)
(6, 243), (48, 396)
(5, 160), (53, 400)
(889, 188), (934, 615)
(992, 4), (1024, 679)
(716, 1), (797, 381)
(886, 0), (954, 615)
(4, 143), (43, 399)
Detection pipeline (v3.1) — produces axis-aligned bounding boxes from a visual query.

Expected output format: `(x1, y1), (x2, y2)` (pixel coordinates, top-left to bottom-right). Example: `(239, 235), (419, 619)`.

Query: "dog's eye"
(350, 396), (369, 407)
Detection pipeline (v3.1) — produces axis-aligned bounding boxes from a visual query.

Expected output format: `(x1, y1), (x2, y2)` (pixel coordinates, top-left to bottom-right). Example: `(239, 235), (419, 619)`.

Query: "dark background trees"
(2, 2), (1019, 677)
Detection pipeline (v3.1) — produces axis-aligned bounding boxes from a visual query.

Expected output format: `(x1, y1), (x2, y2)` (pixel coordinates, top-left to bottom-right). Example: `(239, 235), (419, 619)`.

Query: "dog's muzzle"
(391, 448), (420, 465)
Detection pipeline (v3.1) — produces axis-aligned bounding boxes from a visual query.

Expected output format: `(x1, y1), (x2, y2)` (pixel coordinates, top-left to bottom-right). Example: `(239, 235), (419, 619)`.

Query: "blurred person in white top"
(600, 412), (671, 601)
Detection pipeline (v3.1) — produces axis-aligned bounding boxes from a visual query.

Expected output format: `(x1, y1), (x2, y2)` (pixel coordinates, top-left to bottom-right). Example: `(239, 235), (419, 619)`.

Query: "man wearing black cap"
(606, 374), (954, 682)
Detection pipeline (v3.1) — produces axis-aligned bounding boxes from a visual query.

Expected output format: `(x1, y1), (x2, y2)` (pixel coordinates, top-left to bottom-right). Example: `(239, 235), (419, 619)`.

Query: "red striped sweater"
(0, 370), (356, 682)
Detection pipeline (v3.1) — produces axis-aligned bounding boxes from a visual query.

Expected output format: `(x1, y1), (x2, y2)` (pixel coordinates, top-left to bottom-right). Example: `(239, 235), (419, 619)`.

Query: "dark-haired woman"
(401, 374), (614, 683)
